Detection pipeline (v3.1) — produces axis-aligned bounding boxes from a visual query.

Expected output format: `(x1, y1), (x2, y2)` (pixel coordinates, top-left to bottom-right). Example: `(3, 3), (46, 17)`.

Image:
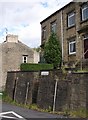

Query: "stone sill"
(80, 19), (88, 24)
(66, 25), (76, 30)
(68, 53), (76, 57)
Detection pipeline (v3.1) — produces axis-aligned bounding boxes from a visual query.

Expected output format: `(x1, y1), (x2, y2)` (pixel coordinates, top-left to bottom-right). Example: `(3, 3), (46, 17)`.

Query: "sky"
(0, 0), (72, 48)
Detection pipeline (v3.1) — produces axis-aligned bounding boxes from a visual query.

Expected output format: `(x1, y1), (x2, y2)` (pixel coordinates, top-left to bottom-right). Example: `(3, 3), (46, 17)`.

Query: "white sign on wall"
(41, 71), (49, 76)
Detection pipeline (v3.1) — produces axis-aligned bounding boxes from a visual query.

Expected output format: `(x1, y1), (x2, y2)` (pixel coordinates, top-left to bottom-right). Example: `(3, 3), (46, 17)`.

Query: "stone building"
(40, 1), (88, 67)
(0, 34), (39, 90)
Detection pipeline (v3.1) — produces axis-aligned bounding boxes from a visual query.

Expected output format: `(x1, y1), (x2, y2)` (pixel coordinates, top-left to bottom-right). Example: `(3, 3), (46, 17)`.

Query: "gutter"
(60, 10), (64, 65)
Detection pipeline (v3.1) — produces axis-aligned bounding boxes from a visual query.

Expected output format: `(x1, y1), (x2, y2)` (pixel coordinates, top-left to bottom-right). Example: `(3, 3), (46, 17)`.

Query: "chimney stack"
(6, 34), (18, 43)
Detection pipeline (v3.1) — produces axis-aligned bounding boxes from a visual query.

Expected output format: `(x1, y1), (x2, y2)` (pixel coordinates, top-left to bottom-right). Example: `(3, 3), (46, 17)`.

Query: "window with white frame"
(68, 12), (75, 27)
(69, 40), (76, 55)
(51, 21), (56, 33)
(22, 55), (28, 63)
(82, 4), (88, 21)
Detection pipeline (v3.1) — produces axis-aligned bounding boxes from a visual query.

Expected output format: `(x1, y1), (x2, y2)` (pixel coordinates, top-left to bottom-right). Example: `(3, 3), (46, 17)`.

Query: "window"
(68, 12), (75, 27)
(51, 21), (56, 33)
(22, 55), (28, 63)
(42, 27), (46, 39)
(82, 4), (88, 21)
(69, 41), (76, 55)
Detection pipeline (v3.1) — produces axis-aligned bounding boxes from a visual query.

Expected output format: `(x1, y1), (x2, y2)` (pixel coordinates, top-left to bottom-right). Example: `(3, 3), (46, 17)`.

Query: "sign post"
(53, 75), (58, 113)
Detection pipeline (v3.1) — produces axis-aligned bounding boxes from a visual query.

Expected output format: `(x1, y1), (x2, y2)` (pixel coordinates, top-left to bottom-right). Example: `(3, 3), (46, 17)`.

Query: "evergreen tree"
(44, 32), (62, 68)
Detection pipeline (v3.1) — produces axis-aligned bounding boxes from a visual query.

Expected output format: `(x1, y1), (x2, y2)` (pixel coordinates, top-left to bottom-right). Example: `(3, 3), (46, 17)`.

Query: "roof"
(1, 40), (34, 53)
(40, 1), (73, 24)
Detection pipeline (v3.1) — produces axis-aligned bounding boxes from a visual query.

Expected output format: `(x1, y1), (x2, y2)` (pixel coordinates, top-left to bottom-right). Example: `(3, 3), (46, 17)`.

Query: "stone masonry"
(40, 1), (88, 67)
(0, 34), (39, 90)
(6, 70), (88, 114)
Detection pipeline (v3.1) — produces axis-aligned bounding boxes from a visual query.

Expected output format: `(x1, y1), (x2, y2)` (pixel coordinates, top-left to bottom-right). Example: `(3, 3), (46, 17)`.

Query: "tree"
(44, 32), (62, 69)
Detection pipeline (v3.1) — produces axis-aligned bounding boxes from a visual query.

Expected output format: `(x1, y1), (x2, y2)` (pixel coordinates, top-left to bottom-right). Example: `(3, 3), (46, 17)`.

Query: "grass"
(62, 108), (88, 118)
(2, 91), (13, 103)
(69, 109), (87, 118)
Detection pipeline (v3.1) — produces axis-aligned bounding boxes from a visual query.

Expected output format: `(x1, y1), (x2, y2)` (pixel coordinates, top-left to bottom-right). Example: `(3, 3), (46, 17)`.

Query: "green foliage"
(20, 63), (53, 71)
(44, 32), (62, 68)
(2, 91), (13, 103)
(69, 108), (87, 118)
(28, 104), (38, 110)
(63, 107), (87, 118)
(75, 70), (88, 73)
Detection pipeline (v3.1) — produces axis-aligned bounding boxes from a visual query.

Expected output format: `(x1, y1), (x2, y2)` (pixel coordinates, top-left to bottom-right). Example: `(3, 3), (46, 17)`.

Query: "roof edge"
(40, 1), (73, 24)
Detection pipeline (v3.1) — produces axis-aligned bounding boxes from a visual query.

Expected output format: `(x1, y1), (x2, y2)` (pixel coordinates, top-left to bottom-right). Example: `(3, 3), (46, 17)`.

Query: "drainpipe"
(61, 10), (64, 65)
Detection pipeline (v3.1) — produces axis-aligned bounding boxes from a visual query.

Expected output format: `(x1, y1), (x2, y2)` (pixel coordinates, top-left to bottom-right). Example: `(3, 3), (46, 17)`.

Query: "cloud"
(0, 0), (72, 48)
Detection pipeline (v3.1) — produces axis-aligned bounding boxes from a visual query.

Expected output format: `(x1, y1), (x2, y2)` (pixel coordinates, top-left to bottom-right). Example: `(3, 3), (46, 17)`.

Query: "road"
(0, 102), (66, 119)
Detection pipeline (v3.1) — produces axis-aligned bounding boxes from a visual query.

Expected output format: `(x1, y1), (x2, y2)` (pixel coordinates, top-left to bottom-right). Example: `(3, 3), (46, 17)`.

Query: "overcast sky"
(0, 0), (72, 48)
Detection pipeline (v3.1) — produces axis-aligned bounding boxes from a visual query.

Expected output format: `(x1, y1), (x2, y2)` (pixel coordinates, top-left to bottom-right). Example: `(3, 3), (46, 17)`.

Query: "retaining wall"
(5, 70), (88, 112)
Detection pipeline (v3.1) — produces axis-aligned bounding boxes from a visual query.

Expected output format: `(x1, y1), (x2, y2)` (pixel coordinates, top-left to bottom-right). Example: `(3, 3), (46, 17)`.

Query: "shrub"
(44, 32), (62, 69)
(20, 63), (53, 71)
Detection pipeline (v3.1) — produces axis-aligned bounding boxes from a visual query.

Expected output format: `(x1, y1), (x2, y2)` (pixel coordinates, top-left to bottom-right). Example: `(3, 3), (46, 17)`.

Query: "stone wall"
(6, 71), (40, 104)
(37, 71), (87, 111)
(37, 71), (55, 110)
(1, 37), (34, 90)
(67, 73), (87, 110)
(5, 70), (88, 112)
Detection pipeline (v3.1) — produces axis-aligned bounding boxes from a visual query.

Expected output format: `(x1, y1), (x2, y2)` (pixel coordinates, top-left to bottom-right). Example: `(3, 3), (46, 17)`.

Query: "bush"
(20, 63), (53, 71)
(44, 32), (62, 68)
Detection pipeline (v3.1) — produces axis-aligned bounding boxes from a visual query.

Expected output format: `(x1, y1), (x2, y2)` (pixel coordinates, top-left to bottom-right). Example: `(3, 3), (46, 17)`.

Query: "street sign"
(41, 71), (49, 76)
